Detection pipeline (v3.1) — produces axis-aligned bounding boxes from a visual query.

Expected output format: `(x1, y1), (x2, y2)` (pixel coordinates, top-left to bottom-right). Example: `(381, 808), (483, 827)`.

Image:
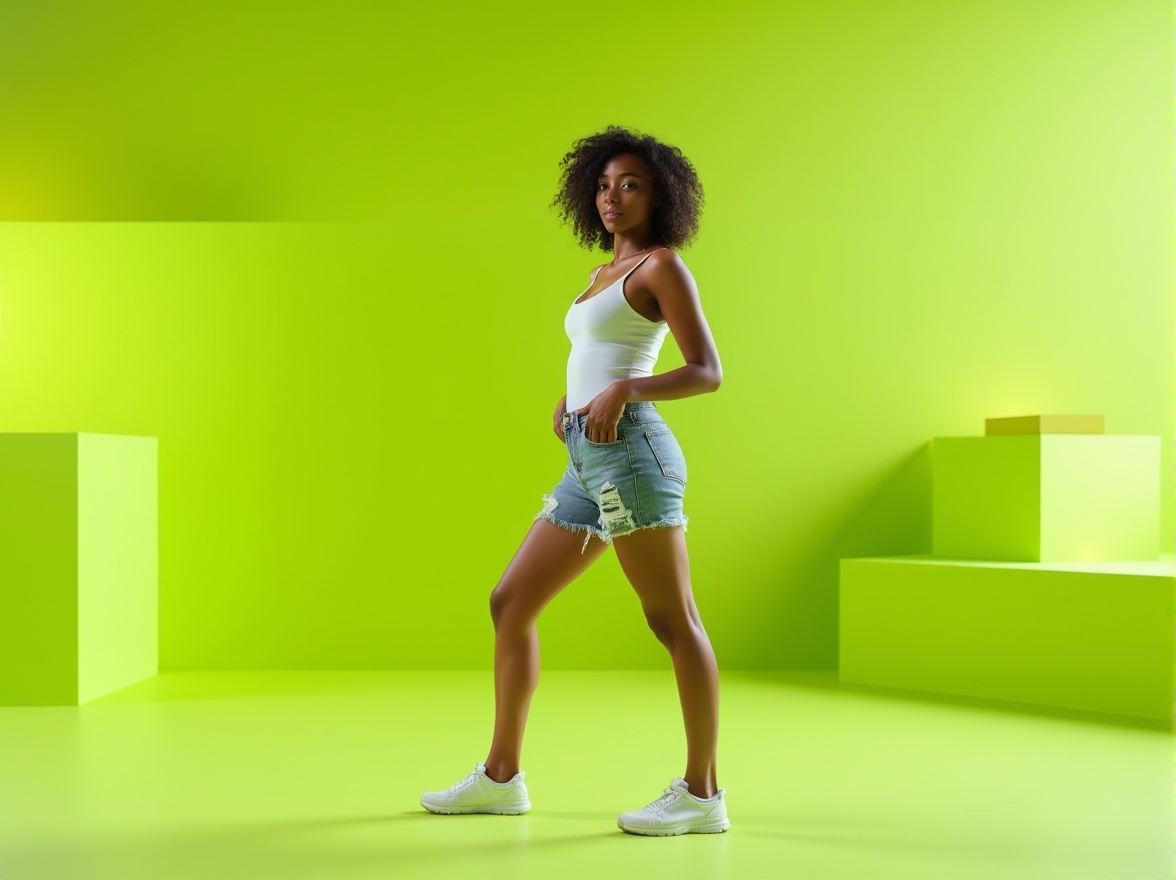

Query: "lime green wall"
(0, 1), (1170, 670)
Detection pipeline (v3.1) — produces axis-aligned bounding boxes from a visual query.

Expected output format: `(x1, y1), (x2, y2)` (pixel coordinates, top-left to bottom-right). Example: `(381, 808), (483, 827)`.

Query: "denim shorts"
(534, 401), (689, 553)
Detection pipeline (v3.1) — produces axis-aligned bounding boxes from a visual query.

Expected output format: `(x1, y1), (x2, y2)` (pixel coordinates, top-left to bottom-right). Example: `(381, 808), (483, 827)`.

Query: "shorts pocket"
(583, 435), (627, 449)
(644, 431), (687, 485)
(583, 423), (628, 447)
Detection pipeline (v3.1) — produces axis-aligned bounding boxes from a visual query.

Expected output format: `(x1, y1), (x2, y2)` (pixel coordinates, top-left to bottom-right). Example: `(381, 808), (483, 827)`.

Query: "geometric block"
(932, 435), (1160, 562)
(984, 414), (1105, 435)
(839, 556), (1175, 725)
(0, 434), (157, 705)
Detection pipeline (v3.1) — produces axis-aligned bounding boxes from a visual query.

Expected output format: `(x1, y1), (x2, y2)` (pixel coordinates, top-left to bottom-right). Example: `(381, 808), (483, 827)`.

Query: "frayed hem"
(607, 518), (690, 541)
(532, 512), (611, 554)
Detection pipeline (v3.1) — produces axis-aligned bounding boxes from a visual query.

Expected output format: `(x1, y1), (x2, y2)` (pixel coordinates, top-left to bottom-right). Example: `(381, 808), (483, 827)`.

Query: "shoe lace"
(643, 786), (681, 816)
(445, 772), (480, 795)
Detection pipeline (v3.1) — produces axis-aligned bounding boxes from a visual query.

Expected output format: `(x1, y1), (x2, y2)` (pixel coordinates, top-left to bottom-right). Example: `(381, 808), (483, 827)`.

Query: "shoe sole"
(617, 818), (731, 836)
(420, 799), (531, 815)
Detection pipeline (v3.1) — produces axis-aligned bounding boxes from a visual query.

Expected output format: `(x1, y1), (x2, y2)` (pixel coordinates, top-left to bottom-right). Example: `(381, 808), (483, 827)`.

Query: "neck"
(611, 235), (658, 262)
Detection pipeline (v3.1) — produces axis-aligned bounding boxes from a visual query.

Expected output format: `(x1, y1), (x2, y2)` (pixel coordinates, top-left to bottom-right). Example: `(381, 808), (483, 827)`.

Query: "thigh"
(491, 518), (609, 622)
(537, 465), (610, 544)
(611, 525), (700, 623)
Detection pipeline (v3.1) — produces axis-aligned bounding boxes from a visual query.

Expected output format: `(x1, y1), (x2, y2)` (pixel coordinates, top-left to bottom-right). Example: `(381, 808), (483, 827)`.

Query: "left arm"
(576, 251), (722, 442)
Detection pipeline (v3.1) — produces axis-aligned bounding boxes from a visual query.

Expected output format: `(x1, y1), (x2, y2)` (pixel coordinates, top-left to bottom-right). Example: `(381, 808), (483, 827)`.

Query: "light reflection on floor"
(0, 670), (1171, 880)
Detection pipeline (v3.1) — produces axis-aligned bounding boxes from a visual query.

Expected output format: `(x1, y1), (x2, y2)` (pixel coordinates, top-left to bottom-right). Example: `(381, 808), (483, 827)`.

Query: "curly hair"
(551, 125), (704, 252)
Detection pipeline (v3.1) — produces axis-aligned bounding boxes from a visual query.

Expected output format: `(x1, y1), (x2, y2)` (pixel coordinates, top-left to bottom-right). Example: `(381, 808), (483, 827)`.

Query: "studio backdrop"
(0, 0), (1169, 670)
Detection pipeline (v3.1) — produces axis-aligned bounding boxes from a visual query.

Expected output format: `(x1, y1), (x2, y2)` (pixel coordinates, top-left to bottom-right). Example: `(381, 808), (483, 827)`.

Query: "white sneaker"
(420, 763), (531, 815)
(617, 778), (731, 836)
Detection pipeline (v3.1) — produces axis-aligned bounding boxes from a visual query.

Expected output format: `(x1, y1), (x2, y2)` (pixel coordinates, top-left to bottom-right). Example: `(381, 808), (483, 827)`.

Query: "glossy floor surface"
(0, 671), (1171, 879)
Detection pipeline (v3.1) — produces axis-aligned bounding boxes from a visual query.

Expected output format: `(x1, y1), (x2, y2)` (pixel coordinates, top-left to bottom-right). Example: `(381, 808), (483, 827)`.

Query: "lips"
(604, 211), (622, 219)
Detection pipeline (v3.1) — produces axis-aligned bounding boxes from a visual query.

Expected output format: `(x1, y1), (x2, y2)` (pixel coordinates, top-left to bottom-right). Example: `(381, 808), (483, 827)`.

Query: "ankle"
(483, 762), (518, 784)
(684, 777), (718, 800)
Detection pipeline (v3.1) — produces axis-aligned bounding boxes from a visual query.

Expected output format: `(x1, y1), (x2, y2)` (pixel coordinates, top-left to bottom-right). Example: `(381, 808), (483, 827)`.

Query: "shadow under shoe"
(617, 778), (730, 836)
(420, 763), (531, 815)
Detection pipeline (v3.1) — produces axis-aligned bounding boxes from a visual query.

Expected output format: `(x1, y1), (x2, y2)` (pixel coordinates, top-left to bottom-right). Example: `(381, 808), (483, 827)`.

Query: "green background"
(0, 0), (1170, 671)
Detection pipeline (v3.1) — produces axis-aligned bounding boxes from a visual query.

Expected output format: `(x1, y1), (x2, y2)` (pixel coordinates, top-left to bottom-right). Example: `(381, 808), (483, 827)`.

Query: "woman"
(421, 126), (727, 836)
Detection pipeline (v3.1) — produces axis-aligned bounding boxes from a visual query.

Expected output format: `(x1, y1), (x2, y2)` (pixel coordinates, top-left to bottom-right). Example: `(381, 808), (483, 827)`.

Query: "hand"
(575, 381), (631, 443)
(552, 395), (567, 443)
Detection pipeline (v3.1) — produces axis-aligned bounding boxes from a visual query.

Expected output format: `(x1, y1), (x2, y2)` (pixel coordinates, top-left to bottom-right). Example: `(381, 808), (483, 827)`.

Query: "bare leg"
(612, 526), (719, 800)
(484, 519), (608, 782)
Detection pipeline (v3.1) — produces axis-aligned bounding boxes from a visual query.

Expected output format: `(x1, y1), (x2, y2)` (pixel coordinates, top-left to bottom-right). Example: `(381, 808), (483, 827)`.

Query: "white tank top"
(564, 251), (670, 412)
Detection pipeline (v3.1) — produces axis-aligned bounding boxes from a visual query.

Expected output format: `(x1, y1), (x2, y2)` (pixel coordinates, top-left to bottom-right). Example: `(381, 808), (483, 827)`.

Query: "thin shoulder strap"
(621, 246), (667, 279)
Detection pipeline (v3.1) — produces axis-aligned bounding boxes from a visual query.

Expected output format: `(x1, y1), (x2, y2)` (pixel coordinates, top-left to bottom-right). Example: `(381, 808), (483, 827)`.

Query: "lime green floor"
(0, 671), (1170, 880)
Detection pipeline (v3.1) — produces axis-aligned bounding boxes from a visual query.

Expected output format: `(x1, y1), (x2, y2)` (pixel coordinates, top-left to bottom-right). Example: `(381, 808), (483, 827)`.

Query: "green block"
(839, 556), (1175, 724)
(0, 434), (157, 705)
(933, 436), (1159, 561)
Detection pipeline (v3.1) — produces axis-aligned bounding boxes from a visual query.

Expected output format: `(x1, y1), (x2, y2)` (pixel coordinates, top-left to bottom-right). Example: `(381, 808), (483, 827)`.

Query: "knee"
(642, 606), (700, 649)
(489, 585), (509, 628)
(489, 582), (528, 630)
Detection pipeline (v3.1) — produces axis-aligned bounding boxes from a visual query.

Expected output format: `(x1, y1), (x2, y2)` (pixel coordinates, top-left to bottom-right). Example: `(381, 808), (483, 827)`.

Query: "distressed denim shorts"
(534, 401), (689, 553)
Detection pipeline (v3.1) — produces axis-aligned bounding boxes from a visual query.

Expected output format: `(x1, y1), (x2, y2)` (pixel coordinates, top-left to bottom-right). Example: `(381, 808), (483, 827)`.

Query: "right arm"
(552, 395), (567, 443)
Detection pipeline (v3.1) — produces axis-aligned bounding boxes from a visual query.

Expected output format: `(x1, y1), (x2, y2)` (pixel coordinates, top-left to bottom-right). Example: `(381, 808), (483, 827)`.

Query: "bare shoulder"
(642, 247), (698, 294)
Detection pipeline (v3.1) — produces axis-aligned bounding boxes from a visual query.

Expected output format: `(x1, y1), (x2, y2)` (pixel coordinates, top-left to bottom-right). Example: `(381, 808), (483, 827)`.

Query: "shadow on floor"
(726, 669), (1171, 732)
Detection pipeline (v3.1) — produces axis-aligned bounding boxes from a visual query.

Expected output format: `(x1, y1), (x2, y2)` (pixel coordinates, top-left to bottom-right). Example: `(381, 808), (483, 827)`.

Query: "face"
(596, 153), (658, 238)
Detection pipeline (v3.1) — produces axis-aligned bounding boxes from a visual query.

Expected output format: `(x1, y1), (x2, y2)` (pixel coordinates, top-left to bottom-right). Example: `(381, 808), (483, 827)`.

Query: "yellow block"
(985, 415), (1105, 435)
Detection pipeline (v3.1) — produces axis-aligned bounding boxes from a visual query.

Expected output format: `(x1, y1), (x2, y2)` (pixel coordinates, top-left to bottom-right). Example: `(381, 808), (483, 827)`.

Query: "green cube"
(840, 556), (1175, 725)
(0, 434), (158, 705)
(933, 436), (1159, 562)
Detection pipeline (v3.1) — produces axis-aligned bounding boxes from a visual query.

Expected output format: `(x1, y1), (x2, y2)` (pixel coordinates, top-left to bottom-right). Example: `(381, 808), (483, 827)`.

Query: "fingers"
(575, 405), (599, 442)
(592, 423), (614, 443)
(553, 401), (564, 440)
(563, 406), (621, 443)
(585, 422), (618, 444)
